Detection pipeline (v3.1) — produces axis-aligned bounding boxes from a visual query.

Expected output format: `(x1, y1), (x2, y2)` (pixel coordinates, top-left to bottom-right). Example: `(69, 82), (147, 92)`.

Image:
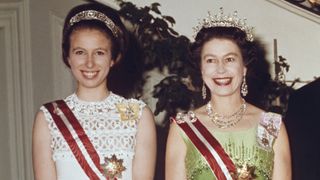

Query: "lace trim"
(40, 92), (146, 161)
(52, 150), (135, 162)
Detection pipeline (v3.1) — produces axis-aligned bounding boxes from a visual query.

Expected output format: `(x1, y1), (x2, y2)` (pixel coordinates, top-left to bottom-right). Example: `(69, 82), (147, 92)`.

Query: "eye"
(225, 57), (235, 62)
(74, 50), (85, 55)
(206, 58), (213, 63)
(204, 58), (217, 63)
(96, 50), (106, 56)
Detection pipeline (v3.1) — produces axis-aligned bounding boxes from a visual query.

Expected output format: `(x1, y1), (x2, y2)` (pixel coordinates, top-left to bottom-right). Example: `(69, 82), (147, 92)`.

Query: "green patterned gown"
(176, 112), (282, 180)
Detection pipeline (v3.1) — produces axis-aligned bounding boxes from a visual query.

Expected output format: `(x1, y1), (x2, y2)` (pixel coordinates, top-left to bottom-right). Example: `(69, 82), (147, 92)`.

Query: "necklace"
(206, 99), (247, 129)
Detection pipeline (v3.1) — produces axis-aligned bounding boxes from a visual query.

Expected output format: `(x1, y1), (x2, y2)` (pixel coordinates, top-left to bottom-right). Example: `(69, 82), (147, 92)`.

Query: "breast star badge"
(101, 155), (126, 179)
(237, 162), (257, 180)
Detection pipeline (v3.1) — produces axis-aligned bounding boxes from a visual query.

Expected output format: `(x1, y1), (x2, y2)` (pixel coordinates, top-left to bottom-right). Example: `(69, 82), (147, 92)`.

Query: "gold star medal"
(101, 155), (126, 179)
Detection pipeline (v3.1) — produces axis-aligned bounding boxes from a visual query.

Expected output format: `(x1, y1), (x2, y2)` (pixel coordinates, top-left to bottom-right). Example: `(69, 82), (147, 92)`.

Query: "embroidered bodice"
(40, 92), (145, 180)
(176, 112), (282, 180)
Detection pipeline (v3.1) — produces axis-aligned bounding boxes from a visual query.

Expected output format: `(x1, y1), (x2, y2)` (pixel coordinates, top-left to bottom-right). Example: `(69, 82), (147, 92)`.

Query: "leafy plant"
(266, 55), (295, 116)
(115, 0), (198, 118)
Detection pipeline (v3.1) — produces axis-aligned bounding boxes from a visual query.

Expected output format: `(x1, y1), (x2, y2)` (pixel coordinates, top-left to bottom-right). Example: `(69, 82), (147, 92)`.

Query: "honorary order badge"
(116, 102), (140, 124)
(101, 154), (126, 179)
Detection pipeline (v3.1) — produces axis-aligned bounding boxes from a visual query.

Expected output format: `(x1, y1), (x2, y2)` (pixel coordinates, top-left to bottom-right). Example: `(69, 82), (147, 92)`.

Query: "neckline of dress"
(189, 111), (265, 133)
(71, 91), (115, 105)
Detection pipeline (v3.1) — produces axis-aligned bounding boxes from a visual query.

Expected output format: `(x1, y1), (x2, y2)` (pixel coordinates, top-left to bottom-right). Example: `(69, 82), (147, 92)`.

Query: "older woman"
(166, 9), (291, 180)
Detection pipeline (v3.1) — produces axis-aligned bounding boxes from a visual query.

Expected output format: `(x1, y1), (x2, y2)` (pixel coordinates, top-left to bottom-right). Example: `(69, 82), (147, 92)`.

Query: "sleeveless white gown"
(41, 92), (145, 180)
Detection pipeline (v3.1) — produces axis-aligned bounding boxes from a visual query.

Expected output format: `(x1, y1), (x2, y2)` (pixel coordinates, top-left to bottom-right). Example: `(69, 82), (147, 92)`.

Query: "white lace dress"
(40, 92), (145, 180)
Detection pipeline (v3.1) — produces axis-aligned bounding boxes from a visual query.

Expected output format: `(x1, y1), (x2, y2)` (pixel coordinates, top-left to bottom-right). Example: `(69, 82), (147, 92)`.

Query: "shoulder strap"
(257, 112), (282, 151)
(44, 100), (106, 180)
(173, 112), (237, 180)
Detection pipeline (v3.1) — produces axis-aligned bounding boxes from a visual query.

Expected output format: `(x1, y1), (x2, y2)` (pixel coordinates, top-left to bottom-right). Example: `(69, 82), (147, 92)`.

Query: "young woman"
(166, 9), (291, 180)
(32, 3), (156, 180)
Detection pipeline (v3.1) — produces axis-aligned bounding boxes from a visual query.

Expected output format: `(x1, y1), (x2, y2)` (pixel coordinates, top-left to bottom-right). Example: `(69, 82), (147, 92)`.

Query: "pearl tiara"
(69, 10), (120, 37)
(193, 8), (254, 42)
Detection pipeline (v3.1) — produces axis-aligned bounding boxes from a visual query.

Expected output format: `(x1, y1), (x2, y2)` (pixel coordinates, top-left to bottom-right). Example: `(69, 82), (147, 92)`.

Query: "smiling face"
(201, 38), (246, 98)
(68, 28), (114, 91)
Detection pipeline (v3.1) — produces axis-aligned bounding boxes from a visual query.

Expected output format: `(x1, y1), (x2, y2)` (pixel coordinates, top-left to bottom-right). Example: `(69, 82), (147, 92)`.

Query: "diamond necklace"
(206, 99), (247, 129)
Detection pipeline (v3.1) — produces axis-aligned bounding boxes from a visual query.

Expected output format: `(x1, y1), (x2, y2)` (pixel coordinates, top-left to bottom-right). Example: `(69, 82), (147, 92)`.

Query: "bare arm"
(272, 122), (291, 180)
(32, 111), (56, 180)
(132, 107), (157, 180)
(165, 122), (187, 180)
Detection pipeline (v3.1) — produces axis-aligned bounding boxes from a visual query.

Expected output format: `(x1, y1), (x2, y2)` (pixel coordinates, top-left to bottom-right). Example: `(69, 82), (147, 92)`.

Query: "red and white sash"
(44, 100), (108, 180)
(173, 113), (237, 180)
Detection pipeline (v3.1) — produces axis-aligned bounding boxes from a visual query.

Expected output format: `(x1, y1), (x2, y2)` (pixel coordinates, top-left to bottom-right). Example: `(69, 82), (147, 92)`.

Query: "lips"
(81, 70), (98, 79)
(213, 77), (232, 86)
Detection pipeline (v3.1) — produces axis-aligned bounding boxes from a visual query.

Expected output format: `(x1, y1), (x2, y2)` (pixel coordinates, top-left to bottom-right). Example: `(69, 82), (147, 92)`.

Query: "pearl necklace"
(206, 99), (247, 129)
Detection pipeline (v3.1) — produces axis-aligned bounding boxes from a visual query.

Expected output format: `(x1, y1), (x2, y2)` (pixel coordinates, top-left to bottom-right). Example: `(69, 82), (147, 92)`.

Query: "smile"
(81, 71), (98, 79)
(213, 77), (232, 86)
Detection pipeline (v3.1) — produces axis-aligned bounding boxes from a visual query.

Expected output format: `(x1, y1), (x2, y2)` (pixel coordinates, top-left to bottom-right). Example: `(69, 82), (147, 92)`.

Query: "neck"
(209, 95), (244, 115)
(76, 86), (109, 102)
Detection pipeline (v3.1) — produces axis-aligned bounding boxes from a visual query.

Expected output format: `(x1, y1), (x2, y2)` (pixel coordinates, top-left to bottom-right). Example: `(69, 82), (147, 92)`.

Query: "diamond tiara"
(69, 10), (120, 38)
(193, 8), (254, 42)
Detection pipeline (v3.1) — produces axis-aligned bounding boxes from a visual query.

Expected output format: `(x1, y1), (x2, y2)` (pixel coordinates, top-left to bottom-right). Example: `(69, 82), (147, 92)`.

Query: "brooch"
(116, 102), (140, 123)
(237, 162), (257, 180)
(101, 155), (126, 179)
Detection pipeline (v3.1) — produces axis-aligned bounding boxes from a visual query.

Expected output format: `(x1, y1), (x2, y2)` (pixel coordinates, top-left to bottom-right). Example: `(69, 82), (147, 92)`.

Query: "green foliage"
(116, 0), (199, 118)
(116, 0), (188, 71)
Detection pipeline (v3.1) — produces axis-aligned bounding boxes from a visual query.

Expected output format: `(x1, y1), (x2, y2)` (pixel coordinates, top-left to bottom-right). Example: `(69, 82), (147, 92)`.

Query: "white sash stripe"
(186, 120), (233, 180)
(53, 103), (105, 179)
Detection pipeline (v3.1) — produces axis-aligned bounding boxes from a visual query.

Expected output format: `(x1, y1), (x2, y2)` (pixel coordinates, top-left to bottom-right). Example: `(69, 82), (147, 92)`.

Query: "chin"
(78, 80), (105, 89)
(212, 89), (238, 97)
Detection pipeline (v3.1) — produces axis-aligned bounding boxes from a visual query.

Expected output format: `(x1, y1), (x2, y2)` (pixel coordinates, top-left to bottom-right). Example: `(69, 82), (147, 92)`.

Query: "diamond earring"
(241, 76), (248, 97)
(202, 83), (207, 100)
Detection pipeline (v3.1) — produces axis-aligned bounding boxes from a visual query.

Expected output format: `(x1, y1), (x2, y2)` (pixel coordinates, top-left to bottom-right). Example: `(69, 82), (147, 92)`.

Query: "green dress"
(176, 112), (282, 180)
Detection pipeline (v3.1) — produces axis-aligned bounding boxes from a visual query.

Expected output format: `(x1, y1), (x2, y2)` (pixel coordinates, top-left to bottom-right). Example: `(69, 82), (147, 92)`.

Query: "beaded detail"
(256, 112), (282, 151)
(179, 111), (282, 180)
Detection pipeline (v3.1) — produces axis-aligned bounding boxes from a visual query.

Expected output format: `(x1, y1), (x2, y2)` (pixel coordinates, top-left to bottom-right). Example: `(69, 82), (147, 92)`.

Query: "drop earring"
(202, 83), (207, 100)
(241, 76), (248, 97)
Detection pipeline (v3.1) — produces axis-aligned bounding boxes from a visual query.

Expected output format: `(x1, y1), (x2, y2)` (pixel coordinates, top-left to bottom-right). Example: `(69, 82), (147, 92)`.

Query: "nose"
(216, 62), (226, 74)
(85, 54), (95, 68)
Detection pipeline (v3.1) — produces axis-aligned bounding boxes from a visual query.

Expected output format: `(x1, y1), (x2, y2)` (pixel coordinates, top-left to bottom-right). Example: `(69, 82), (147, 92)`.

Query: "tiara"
(69, 10), (120, 37)
(193, 8), (254, 42)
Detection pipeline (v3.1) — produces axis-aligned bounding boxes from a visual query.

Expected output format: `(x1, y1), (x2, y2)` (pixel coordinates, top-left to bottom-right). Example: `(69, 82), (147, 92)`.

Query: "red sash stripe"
(44, 102), (100, 180)
(193, 120), (237, 174)
(174, 116), (237, 180)
(178, 122), (227, 180)
(55, 100), (103, 173)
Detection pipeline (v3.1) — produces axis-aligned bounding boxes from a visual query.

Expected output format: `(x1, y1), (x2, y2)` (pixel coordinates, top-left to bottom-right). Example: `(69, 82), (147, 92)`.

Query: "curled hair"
(62, 2), (128, 67)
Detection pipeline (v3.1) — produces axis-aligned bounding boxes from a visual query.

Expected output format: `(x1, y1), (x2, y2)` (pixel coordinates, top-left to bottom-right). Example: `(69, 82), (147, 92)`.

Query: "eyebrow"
(95, 47), (108, 51)
(71, 47), (109, 51)
(224, 52), (240, 57)
(203, 52), (240, 59)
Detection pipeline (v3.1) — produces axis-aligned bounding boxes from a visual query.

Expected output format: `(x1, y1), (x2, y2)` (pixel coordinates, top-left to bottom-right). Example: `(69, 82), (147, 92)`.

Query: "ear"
(114, 54), (122, 64)
(110, 59), (115, 67)
(110, 54), (122, 67)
